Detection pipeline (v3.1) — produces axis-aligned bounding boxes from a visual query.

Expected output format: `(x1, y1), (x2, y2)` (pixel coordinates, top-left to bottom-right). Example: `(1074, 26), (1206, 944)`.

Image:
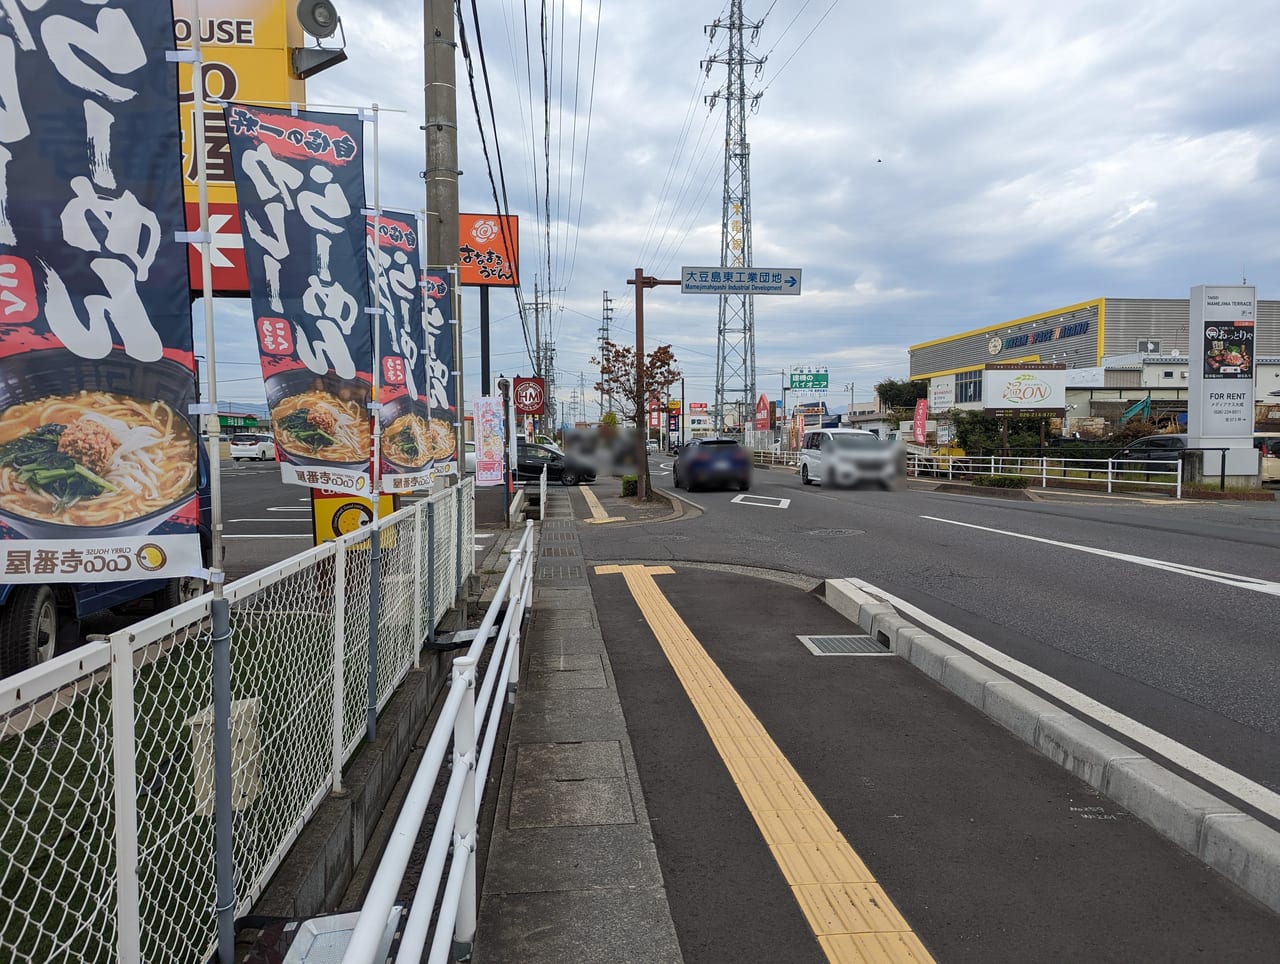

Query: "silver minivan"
(799, 428), (886, 486)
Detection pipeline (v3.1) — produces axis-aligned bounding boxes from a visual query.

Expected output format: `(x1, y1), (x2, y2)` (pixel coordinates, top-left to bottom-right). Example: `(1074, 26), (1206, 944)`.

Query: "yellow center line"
(595, 564), (933, 964)
(580, 485), (625, 523)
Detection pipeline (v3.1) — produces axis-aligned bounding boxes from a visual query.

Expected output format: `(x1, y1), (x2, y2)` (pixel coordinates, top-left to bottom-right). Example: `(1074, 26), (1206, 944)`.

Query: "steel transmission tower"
(704, 2), (764, 433)
(599, 290), (614, 418)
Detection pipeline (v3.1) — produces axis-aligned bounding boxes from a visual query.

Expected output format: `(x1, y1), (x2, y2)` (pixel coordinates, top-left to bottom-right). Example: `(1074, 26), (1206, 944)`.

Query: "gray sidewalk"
(474, 486), (682, 964)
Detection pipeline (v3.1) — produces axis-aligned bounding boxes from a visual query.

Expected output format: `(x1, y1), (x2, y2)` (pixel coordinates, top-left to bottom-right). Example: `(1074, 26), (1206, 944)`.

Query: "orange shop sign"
(458, 213), (519, 287)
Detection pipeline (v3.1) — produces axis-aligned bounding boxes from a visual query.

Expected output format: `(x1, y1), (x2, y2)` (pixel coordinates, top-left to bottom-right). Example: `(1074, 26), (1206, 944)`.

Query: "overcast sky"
(204, 0), (1280, 415)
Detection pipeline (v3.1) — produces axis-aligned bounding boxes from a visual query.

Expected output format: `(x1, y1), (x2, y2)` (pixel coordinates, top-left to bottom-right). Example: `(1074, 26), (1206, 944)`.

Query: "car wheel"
(673, 468), (682, 489)
(0, 584), (58, 675)
(739, 479), (750, 491)
(155, 575), (207, 612)
(560, 468), (578, 486)
(800, 464), (811, 485)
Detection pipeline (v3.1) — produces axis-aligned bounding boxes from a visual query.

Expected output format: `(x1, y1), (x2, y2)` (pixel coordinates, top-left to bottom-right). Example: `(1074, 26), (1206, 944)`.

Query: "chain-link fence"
(0, 478), (476, 963)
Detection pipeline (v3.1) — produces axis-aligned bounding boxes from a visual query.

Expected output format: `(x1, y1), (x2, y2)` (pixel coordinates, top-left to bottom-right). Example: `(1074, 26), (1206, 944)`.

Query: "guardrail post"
(210, 593), (236, 961)
(452, 655), (479, 961)
(332, 542), (347, 792)
(366, 525), (382, 743)
(1041, 457), (1047, 488)
(109, 630), (142, 963)
(427, 499), (437, 645)
(1176, 456), (1183, 500)
(1107, 458), (1114, 493)
(455, 483), (464, 602)
(413, 503), (424, 669)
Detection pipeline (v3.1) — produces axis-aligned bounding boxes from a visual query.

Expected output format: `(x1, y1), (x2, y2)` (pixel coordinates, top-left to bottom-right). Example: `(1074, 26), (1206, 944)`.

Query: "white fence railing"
(749, 449), (800, 467)
(345, 520), (536, 963)
(906, 454), (1182, 496)
(0, 478), (476, 964)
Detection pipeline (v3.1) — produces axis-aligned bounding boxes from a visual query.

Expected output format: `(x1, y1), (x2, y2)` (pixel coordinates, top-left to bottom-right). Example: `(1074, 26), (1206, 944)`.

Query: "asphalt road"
(587, 562), (1280, 961)
(580, 458), (1280, 825)
(218, 458), (318, 581)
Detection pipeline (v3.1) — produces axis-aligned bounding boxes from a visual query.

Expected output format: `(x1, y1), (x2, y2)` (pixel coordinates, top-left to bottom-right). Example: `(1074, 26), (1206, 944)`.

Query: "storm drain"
(796, 634), (891, 656)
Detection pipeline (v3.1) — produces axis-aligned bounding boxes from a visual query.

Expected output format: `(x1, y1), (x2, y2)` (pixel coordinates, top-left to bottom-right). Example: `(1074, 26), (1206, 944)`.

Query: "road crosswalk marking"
(595, 563), (932, 963)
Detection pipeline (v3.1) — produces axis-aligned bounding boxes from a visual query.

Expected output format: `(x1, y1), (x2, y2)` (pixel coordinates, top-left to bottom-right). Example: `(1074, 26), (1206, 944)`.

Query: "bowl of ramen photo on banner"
(428, 406), (457, 465)
(265, 369), (373, 469)
(0, 350), (199, 540)
(379, 396), (436, 471)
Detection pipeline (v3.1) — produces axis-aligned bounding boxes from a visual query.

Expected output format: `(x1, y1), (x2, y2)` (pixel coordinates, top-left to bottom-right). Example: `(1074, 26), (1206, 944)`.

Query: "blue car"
(673, 437), (751, 492)
(0, 448), (213, 678)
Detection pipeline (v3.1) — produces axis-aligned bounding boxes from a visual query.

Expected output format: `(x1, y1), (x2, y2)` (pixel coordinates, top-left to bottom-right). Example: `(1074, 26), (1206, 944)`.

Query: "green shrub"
(972, 474), (1030, 489)
(621, 474), (637, 497)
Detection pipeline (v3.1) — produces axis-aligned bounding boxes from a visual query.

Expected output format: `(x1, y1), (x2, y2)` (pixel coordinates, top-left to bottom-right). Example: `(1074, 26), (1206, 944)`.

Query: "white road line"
(922, 515), (1280, 596)
(266, 507), (312, 512)
(228, 518), (311, 523)
(223, 534), (313, 540)
(731, 493), (791, 509)
(848, 576), (1280, 821)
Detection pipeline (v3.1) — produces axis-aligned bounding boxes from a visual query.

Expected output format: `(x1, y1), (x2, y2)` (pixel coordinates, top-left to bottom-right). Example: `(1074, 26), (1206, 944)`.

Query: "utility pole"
(705, 1), (765, 434)
(425, 0), (462, 474)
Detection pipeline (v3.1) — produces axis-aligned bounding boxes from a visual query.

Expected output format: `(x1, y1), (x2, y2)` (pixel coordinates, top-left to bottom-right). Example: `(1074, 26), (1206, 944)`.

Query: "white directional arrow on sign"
(188, 213), (245, 268)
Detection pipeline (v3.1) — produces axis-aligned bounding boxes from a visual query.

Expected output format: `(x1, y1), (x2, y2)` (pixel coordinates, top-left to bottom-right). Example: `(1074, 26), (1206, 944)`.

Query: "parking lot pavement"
(586, 563), (1280, 962)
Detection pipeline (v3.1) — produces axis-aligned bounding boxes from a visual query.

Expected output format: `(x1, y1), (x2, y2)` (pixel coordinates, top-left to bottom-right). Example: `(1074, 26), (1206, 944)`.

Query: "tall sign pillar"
(1187, 284), (1260, 483)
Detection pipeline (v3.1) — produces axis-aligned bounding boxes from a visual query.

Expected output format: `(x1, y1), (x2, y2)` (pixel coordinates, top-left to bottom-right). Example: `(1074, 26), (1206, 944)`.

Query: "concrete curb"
(823, 577), (1280, 916)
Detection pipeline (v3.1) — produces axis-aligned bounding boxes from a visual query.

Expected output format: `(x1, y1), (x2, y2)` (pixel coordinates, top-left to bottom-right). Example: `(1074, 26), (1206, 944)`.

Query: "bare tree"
(592, 340), (681, 500)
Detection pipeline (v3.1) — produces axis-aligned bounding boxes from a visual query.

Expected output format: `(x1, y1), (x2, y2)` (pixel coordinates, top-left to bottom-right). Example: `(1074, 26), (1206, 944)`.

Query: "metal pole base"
(452, 936), (474, 960)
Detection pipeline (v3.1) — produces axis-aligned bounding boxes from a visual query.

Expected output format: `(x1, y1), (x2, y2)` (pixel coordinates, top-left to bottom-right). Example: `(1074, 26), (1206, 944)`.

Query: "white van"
(229, 432), (277, 461)
(798, 428), (898, 488)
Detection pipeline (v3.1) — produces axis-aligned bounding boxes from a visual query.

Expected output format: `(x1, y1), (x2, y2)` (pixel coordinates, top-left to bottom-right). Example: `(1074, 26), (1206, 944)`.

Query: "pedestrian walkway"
(474, 485), (682, 964)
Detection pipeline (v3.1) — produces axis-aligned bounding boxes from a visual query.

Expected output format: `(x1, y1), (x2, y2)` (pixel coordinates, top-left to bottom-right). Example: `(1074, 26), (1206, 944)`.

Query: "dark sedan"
(515, 442), (596, 486)
(673, 437), (751, 492)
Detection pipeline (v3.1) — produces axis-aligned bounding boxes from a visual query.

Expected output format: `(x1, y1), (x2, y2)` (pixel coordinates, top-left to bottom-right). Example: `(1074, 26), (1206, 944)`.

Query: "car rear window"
(231, 434), (258, 444)
(831, 434), (883, 450)
(699, 439), (738, 447)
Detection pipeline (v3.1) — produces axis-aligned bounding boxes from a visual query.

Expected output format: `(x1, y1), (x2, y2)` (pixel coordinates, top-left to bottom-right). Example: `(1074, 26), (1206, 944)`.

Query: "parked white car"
(229, 432), (276, 461)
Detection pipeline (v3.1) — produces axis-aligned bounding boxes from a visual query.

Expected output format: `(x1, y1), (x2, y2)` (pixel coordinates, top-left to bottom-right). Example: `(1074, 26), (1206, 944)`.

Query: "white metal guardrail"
(344, 520), (536, 964)
(749, 449), (800, 467)
(0, 479), (476, 964)
(906, 454), (1183, 497)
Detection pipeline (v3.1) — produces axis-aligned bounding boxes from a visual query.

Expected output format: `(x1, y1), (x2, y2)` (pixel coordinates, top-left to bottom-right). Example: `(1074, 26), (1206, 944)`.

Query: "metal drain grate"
(540, 546), (580, 558)
(797, 634), (890, 656)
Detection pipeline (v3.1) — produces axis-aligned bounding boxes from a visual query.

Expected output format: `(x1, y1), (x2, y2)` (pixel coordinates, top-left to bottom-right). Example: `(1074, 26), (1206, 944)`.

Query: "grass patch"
(621, 475), (637, 497)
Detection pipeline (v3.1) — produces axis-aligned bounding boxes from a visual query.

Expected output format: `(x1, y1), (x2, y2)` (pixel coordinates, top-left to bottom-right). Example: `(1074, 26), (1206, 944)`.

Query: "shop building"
(910, 297), (1280, 433)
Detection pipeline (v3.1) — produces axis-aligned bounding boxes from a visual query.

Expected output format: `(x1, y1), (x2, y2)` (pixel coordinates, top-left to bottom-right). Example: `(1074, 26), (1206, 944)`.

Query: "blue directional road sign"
(681, 266), (802, 295)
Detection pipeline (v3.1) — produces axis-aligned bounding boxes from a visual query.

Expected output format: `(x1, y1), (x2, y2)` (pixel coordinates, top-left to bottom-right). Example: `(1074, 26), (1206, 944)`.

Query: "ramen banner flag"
(224, 103), (374, 492)
(368, 210), (436, 493)
(424, 268), (459, 476)
(0, 1), (203, 584)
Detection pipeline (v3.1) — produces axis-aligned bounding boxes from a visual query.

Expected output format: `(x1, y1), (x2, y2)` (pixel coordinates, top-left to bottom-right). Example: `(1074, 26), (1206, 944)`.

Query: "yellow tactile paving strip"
(594, 564), (933, 964)
(579, 485), (625, 523)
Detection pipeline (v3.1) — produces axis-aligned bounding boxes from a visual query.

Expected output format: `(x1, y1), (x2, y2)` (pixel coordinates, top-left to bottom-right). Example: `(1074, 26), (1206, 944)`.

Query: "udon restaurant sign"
(369, 210), (443, 493)
(0, 0), (202, 583)
(225, 103), (374, 491)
